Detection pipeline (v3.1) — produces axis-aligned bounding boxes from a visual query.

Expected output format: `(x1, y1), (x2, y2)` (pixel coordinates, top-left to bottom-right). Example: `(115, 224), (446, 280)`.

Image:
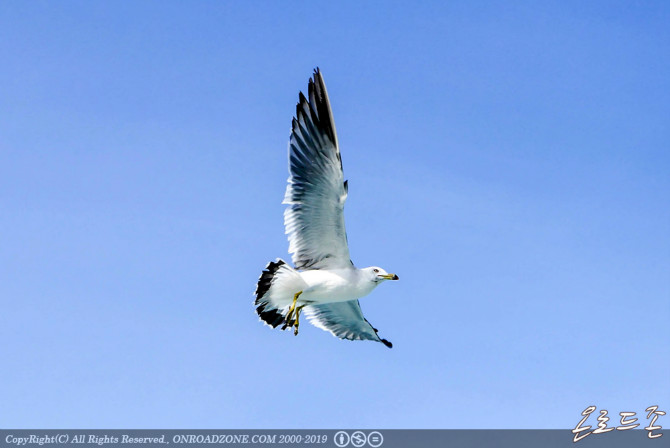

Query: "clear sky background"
(1, 1), (668, 429)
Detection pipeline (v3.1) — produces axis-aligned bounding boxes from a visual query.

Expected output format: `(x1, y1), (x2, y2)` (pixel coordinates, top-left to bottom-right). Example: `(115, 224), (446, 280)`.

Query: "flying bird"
(254, 68), (398, 348)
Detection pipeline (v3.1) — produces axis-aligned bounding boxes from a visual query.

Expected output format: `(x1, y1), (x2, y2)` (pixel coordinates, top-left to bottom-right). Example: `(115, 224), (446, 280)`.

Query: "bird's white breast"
(298, 269), (376, 303)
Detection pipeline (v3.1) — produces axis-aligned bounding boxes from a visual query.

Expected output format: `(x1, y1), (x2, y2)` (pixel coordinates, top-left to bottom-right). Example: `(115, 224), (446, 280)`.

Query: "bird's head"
(365, 266), (399, 283)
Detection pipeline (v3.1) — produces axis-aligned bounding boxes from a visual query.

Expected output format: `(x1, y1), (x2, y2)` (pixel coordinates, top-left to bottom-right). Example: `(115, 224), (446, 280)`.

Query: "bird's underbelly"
(298, 270), (371, 304)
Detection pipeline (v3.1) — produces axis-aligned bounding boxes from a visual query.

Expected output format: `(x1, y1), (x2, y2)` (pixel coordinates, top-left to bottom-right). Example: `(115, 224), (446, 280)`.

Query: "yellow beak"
(381, 274), (399, 280)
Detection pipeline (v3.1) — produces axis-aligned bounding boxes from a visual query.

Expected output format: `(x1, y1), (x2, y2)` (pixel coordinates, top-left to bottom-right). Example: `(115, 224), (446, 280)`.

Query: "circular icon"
(367, 431), (383, 447)
(350, 431), (366, 448)
(334, 431), (350, 447)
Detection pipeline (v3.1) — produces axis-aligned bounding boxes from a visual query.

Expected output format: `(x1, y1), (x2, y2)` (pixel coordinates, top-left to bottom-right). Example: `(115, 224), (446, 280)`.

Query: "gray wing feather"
(303, 300), (392, 348)
(283, 68), (352, 270)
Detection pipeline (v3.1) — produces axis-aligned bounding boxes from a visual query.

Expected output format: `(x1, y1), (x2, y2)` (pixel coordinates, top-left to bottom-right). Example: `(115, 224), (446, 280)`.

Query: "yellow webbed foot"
(282, 291), (303, 332)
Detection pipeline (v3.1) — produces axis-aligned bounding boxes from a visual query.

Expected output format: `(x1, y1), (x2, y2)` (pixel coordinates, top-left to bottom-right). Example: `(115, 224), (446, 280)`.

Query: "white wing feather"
(303, 300), (392, 348)
(283, 68), (352, 270)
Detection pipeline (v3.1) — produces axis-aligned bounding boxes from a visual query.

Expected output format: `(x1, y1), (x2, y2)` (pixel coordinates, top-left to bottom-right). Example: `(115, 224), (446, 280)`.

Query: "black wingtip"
(311, 68), (322, 88)
(381, 338), (393, 349)
(312, 67), (324, 87)
(303, 68), (338, 149)
(295, 92), (308, 120)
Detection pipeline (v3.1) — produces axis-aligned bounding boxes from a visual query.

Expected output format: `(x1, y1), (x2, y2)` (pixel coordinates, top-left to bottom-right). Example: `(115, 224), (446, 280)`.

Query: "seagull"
(254, 68), (399, 348)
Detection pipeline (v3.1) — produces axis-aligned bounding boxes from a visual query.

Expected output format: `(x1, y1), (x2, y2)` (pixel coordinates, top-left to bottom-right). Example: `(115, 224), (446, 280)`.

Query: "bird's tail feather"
(254, 259), (306, 329)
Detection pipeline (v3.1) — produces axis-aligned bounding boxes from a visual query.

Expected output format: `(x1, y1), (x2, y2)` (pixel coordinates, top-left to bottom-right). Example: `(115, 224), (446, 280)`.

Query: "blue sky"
(1, 0), (668, 429)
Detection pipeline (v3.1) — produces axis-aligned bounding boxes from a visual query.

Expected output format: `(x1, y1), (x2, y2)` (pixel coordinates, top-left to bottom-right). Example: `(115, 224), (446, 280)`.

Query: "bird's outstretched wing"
(283, 68), (352, 270)
(303, 300), (392, 348)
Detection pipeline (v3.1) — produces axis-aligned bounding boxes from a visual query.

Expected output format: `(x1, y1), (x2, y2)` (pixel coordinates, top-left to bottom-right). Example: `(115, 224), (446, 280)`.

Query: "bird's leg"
(283, 291), (302, 330)
(293, 305), (307, 336)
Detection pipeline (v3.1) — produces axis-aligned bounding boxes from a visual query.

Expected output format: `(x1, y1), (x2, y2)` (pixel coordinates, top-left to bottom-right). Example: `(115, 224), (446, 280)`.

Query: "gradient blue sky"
(1, 0), (668, 429)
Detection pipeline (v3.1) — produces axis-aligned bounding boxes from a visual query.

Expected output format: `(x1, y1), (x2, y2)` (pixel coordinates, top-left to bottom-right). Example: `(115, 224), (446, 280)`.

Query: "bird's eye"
(373, 269), (379, 273)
